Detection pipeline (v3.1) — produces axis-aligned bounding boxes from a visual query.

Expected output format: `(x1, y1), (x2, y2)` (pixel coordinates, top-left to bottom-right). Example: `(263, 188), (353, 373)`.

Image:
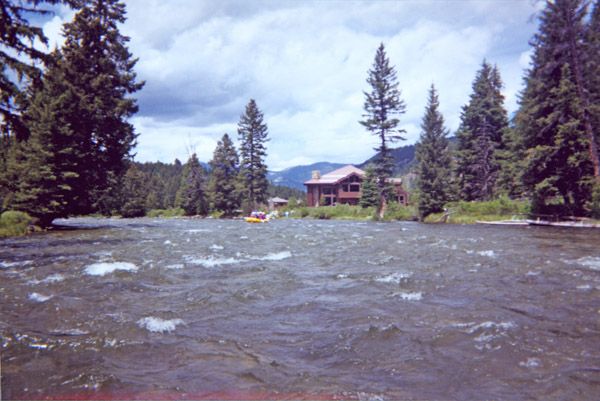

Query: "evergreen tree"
(0, 0), (78, 212)
(238, 99), (269, 210)
(455, 60), (509, 201)
(145, 175), (166, 211)
(120, 162), (149, 218)
(359, 164), (380, 208)
(163, 159), (184, 208)
(415, 84), (454, 218)
(516, 0), (597, 215)
(208, 133), (240, 216)
(176, 153), (208, 216)
(57, 0), (144, 215)
(7, 51), (81, 227)
(359, 43), (406, 215)
(0, 0), (72, 138)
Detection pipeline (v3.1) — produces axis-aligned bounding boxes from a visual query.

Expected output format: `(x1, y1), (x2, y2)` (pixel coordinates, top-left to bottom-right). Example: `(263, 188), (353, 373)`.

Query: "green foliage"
(359, 164), (379, 208)
(379, 201), (419, 221)
(286, 204), (377, 220)
(146, 207), (185, 218)
(238, 99), (270, 208)
(0, 211), (33, 238)
(120, 163), (149, 218)
(0, 0), (70, 138)
(585, 185), (600, 219)
(267, 183), (305, 200)
(455, 60), (510, 202)
(360, 43), (407, 211)
(208, 133), (240, 216)
(176, 154), (208, 216)
(415, 84), (455, 218)
(424, 197), (529, 223)
(516, 0), (598, 216)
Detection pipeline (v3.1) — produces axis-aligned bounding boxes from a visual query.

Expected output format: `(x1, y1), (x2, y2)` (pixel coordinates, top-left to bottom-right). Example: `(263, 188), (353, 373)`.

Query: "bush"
(0, 211), (34, 238)
(423, 197), (529, 223)
(146, 207), (185, 218)
(381, 202), (419, 221)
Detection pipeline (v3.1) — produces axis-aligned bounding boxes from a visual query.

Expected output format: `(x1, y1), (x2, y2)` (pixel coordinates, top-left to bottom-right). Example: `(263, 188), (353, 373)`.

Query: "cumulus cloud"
(47, 0), (542, 170)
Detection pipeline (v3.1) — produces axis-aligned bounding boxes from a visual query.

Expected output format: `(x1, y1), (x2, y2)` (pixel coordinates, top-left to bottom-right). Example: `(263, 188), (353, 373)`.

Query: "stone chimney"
(312, 170), (321, 180)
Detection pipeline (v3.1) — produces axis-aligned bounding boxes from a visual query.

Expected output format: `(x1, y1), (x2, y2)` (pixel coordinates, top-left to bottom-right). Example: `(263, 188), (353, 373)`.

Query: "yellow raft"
(245, 217), (268, 223)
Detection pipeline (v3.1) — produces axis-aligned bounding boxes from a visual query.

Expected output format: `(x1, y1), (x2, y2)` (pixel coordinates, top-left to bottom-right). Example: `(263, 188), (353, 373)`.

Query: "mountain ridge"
(268, 143), (418, 191)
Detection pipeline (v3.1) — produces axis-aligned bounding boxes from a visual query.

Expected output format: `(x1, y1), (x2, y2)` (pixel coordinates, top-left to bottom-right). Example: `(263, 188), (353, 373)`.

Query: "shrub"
(0, 211), (34, 238)
(147, 207), (185, 218)
(381, 202), (419, 221)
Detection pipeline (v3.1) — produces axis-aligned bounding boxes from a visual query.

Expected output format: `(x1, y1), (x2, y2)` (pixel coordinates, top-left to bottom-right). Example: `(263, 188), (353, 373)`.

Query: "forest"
(0, 0), (599, 227)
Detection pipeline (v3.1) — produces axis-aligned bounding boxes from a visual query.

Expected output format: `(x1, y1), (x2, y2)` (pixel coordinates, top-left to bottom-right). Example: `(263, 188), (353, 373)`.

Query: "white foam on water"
(478, 250), (496, 258)
(391, 291), (423, 301)
(29, 292), (52, 302)
(165, 264), (184, 269)
(1, 260), (33, 269)
(187, 229), (211, 233)
(458, 321), (515, 335)
(45, 273), (64, 283)
(255, 251), (292, 261)
(210, 244), (224, 250)
(188, 257), (239, 268)
(163, 240), (173, 245)
(137, 317), (185, 333)
(375, 272), (411, 284)
(577, 284), (592, 290)
(576, 256), (600, 270)
(28, 273), (65, 286)
(336, 273), (349, 279)
(85, 262), (138, 276)
(519, 357), (541, 368)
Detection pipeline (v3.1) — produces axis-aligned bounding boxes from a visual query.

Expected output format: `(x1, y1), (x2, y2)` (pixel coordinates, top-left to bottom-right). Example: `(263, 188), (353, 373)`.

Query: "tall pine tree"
(8, 51), (81, 226)
(208, 133), (240, 216)
(58, 0), (144, 215)
(0, 0), (70, 138)
(358, 164), (379, 208)
(176, 153), (208, 216)
(415, 84), (454, 218)
(455, 60), (509, 201)
(360, 43), (406, 215)
(516, 0), (598, 215)
(238, 99), (269, 211)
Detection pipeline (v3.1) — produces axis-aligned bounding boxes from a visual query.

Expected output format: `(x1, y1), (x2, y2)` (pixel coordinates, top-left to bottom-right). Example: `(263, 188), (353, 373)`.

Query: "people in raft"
(250, 211), (267, 220)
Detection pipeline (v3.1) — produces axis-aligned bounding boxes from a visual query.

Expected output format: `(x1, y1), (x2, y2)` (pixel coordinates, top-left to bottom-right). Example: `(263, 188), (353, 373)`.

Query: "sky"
(40, 0), (544, 171)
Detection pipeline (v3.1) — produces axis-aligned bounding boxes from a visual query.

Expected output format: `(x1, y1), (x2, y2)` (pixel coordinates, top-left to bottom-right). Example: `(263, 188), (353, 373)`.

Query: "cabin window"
(342, 184), (349, 192)
(350, 184), (360, 192)
(323, 187), (332, 195)
(399, 195), (405, 204)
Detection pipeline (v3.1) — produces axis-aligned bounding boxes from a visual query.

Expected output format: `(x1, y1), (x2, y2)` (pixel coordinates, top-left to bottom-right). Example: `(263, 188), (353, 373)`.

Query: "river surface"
(1, 217), (599, 400)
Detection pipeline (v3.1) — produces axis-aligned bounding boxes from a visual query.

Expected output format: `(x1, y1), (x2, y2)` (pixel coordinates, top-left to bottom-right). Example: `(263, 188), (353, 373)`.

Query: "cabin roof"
(304, 165), (365, 185)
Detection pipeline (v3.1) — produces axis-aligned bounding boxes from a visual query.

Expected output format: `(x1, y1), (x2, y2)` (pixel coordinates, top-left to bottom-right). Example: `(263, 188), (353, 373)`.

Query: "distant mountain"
(357, 144), (416, 176)
(267, 162), (348, 191)
(268, 138), (457, 192)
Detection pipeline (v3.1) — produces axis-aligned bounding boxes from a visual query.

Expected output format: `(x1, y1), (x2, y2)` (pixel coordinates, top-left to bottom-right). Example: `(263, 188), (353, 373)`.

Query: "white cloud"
(47, 0), (541, 171)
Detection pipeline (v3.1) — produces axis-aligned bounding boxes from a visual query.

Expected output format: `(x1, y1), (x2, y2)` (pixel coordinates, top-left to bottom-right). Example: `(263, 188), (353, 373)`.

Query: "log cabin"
(303, 165), (411, 207)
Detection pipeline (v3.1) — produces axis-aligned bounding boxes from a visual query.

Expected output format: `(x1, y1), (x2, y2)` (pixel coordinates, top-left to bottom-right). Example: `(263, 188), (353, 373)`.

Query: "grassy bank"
(423, 198), (530, 224)
(279, 197), (529, 224)
(282, 202), (420, 221)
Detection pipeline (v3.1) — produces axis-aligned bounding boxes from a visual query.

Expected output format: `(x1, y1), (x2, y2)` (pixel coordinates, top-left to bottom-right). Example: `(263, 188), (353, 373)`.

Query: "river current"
(1, 217), (599, 400)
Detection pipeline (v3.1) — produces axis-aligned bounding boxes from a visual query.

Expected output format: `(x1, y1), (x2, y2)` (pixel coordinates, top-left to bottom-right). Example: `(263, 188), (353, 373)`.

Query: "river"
(1, 217), (599, 400)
